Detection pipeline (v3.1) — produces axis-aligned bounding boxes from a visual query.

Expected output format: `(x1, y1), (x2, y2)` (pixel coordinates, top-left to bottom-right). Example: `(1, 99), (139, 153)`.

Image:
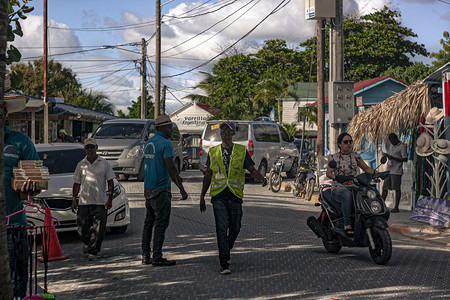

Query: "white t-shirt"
(73, 155), (115, 205)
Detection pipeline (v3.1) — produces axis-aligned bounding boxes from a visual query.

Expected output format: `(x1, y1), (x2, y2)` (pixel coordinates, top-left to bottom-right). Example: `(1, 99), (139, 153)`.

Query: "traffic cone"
(39, 207), (68, 262)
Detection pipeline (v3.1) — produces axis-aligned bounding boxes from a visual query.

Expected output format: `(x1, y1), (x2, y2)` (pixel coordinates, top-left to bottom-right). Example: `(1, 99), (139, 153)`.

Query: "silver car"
(200, 120), (298, 178)
(27, 143), (130, 234)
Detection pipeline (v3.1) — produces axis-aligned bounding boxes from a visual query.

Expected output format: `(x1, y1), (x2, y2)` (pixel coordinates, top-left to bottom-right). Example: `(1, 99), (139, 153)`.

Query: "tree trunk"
(0, 0), (13, 298)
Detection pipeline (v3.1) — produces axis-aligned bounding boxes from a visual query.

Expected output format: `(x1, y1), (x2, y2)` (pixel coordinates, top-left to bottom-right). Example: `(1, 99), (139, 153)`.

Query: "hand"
(71, 199), (78, 213)
(105, 199), (113, 210)
(180, 190), (188, 200)
(200, 197), (206, 213)
(261, 176), (268, 187)
(20, 179), (41, 196)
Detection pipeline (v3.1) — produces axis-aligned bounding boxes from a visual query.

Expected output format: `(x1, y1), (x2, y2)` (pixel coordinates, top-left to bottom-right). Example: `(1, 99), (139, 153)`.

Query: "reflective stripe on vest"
(209, 144), (246, 199)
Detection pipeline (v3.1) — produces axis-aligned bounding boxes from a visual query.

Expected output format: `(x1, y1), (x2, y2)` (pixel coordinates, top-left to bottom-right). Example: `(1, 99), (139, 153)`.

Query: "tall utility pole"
(329, 0), (343, 153)
(140, 38), (147, 119)
(316, 20), (325, 157)
(161, 85), (167, 115)
(43, 0), (48, 143)
(154, 0), (161, 119)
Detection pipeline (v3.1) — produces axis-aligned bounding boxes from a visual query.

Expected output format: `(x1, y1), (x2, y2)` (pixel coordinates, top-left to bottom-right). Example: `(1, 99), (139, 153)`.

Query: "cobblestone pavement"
(37, 170), (449, 300)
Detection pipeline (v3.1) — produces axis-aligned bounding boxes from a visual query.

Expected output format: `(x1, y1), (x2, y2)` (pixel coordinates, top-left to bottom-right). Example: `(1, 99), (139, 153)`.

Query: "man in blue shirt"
(141, 115), (188, 266)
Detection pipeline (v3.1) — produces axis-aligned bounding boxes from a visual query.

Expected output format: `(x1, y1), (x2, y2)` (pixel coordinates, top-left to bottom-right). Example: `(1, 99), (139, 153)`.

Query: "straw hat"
(435, 154), (448, 165)
(425, 107), (444, 124)
(431, 139), (450, 155)
(415, 132), (433, 156)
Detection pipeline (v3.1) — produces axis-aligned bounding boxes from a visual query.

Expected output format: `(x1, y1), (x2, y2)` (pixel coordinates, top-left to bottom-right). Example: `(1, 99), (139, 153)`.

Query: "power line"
(162, 0), (290, 79)
(165, 0), (237, 20)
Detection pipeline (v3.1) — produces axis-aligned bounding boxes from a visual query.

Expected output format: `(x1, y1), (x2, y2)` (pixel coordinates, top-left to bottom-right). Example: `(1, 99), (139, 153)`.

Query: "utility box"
(305, 0), (336, 20)
(328, 81), (355, 124)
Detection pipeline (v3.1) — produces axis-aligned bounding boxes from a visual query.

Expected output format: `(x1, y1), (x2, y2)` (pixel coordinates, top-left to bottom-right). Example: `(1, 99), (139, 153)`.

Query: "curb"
(388, 223), (450, 247)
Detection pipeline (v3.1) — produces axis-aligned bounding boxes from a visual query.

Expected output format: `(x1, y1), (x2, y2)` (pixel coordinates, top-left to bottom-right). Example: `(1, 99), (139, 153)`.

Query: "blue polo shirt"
(4, 127), (40, 226)
(144, 130), (173, 189)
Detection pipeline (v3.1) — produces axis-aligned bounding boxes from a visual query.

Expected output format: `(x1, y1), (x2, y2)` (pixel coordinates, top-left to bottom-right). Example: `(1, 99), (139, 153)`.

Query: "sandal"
(344, 226), (354, 236)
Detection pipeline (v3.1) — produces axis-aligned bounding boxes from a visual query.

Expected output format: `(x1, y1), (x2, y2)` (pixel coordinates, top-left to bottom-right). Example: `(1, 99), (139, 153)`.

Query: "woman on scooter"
(326, 132), (375, 235)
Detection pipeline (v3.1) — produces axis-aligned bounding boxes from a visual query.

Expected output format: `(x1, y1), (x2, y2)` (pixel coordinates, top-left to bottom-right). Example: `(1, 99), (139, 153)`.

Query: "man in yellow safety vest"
(200, 121), (267, 275)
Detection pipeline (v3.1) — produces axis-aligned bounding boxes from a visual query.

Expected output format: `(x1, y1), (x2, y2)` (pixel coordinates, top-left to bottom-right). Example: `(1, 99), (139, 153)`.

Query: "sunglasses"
(84, 144), (96, 149)
(342, 140), (353, 145)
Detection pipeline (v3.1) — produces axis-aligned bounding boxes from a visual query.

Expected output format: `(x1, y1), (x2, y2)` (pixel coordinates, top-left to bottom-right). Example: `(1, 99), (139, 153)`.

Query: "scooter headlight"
(367, 189), (377, 199)
(370, 200), (383, 213)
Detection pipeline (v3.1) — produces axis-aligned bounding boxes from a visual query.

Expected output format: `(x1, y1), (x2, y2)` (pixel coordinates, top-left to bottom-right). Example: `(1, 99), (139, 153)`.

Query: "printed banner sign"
(410, 196), (450, 227)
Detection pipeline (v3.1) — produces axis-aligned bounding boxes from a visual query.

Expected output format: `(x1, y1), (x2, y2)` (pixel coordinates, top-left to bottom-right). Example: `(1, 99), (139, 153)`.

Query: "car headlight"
(126, 145), (142, 159)
(367, 189), (377, 199)
(370, 200), (383, 213)
(106, 184), (122, 199)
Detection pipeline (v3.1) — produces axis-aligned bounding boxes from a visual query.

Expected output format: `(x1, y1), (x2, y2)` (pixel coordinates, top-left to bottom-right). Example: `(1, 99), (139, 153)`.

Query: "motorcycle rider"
(326, 132), (375, 235)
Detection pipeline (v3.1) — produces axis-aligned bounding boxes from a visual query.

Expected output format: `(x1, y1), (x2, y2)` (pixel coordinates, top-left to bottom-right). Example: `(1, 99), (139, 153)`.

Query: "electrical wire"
(162, 0), (290, 79)
(165, 0), (237, 20)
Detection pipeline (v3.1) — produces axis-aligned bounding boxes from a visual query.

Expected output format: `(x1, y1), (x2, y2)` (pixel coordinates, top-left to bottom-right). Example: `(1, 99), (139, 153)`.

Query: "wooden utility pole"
(161, 85), (166, 115)
(154, 0), (161, 119)
(43, 0), (48, 143)
(140, 38), (146, 119)
(317, 20), (325, 157)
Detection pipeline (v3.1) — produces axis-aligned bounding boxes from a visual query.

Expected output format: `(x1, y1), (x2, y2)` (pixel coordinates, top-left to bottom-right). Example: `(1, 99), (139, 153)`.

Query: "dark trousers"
(76, 205), (107, 255)
(212, 198), (243, 268)
(7, 227), (29, 298)
(141, 191), (172, 261)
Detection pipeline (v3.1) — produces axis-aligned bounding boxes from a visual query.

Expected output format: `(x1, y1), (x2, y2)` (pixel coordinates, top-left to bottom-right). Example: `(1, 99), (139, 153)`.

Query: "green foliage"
(297, 106), (317, 127)
(117, 94), (154, 119)
(430, 31), (450, 69)
(381, 62), (433, 84)
(70, 90), (114, 115)
(281, 122), (300, 137)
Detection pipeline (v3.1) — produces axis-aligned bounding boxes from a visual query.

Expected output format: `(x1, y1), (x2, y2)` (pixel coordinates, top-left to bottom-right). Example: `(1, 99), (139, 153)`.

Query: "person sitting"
(326, 132), (375, 235)
(54, 129), (74, 143)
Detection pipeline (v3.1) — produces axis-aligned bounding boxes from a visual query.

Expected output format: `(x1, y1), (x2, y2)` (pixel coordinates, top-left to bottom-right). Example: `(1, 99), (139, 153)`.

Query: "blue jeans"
(332, 187), (354, 227)
(141, 191), (171, 261)
(212, 198), (243, 268)
(7, 227), (29, 298)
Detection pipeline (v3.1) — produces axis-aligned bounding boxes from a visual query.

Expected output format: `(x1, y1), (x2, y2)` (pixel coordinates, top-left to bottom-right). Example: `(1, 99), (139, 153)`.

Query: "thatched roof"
(347, 83), (431, 150)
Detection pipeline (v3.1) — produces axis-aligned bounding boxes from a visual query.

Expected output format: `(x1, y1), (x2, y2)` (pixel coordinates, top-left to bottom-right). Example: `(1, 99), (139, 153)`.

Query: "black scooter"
(307, 157), (392, 265)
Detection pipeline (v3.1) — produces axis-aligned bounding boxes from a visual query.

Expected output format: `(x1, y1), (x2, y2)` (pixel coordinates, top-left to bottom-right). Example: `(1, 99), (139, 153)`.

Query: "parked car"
(199, 120), (298, 178)
(91, 119), (183, 181)
(26, 143), (130, 234)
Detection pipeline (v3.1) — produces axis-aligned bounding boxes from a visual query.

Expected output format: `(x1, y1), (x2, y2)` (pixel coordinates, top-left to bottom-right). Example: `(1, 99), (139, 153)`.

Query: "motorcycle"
(269, 156), (288, 193)
(307, 157), (392, 265)
(293, 160), (316, 201)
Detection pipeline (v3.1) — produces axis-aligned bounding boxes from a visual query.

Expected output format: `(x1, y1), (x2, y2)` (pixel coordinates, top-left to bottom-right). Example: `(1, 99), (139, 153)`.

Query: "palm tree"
(0, 0), (13, 297)
(183, 71), (213, 103)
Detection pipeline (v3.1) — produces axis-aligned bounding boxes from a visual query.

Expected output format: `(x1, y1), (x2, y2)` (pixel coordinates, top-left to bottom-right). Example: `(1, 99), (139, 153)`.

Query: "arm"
(200, 167), (212, 212)
(387, 145), (408, 163)
(358, 158), (375, 174)
(164, 157), (188, 200)
(105, 179), (114, 209)
(247, 165), (267, 186)
(326, 166), (336, 180)
(72, 182), (81, 213)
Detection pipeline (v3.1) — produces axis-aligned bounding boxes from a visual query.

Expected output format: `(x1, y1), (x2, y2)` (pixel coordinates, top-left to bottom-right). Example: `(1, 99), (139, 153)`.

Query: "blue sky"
(13, 0), (450, 114)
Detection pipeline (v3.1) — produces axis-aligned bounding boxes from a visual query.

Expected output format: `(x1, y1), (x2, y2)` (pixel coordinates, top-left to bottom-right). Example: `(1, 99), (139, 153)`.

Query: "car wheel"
(286, 157), (298, 178)
(110, 225), (128, 234)
(258, 160), (267, 177)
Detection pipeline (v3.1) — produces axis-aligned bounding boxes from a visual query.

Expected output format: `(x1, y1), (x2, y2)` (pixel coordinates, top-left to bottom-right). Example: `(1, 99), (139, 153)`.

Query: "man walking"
(72, 138), (115, 260)
(141, 115), (188, 266)
(382, 133), (408, 213)
(200, 121), (267, 275)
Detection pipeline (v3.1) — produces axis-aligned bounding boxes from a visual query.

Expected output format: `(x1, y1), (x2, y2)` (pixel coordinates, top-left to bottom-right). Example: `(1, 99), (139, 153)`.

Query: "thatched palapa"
(347, 83), (432, 150)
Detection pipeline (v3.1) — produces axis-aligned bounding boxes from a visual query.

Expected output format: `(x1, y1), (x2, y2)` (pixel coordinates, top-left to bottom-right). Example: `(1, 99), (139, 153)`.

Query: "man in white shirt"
(72, 138), (115, 260)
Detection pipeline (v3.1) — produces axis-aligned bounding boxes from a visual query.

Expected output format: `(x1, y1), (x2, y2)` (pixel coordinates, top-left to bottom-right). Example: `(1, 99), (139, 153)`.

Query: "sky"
(10, 0), (450, 115)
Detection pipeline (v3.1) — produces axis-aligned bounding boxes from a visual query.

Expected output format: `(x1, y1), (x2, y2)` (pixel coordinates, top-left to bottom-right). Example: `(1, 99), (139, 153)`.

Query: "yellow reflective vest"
(209, 143), (246, 199)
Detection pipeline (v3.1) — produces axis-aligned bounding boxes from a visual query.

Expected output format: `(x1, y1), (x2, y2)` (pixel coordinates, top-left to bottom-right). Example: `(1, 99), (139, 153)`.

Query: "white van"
(199, 120), (298, 177)
(91, 119), (183, 181)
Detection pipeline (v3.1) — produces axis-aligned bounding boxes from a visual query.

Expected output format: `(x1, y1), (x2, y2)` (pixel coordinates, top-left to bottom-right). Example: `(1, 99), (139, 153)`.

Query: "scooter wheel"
(368, 227), (392, 265)
(269, 172), (282, 193)
(322, 230), (342, 253)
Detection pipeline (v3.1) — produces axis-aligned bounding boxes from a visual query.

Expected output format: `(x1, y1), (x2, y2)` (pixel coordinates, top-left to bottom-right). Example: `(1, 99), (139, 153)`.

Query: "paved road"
(39, 170), (449, 299)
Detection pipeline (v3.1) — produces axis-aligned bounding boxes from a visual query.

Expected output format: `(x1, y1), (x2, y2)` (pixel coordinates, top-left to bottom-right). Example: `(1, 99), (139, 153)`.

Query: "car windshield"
(203, 122), (248, 142)
(93, 123), (145, 139)
(38, 149), (86, 174)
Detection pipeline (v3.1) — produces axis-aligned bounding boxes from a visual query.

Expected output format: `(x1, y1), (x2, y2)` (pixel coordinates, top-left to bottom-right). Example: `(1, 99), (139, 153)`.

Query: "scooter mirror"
(328, 160), (337, 169)
(380, 156), (387, 164)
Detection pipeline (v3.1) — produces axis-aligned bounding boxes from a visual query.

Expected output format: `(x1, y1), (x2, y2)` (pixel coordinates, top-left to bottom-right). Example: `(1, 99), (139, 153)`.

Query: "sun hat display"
(425, 107), (444, 124)
(431, 139), (450, 155)
(84, 138), (97, 146)
(155, 115), (172, 127)
(435, 154), (448, 165)
(415, 132), (433, 156)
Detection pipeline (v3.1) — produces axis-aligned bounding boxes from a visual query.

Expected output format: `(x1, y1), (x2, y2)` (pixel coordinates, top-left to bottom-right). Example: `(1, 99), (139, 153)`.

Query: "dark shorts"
(383, 174), (402, 191)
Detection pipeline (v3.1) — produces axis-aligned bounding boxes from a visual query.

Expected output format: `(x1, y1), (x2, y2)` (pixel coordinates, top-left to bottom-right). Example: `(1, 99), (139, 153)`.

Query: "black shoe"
(142, 258), (152, 265)
(391, 208), (400, 213)
(152, 258), (176, 267)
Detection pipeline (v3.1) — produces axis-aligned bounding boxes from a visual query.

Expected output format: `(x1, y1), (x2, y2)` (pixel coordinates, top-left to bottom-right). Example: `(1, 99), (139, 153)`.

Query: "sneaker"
(82, 245), (89, 254)
(142, 256), (152, 265)
(391, 208), (400, 213)
(152, 258), (176, 267)
(88, 254), (97, 261)
(220, 267), (231, 275)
